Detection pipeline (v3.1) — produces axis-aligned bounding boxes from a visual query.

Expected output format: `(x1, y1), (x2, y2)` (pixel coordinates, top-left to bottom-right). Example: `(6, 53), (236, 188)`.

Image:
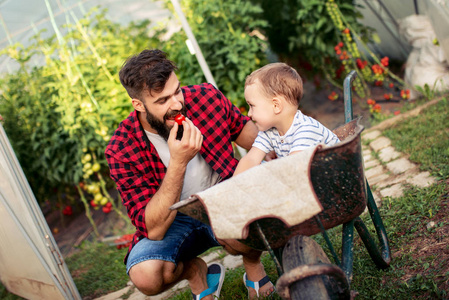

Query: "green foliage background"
(0, 9), (161, 205)
(249, 0), (374, 79)
(0, 2), (268, 209)
(162, 0), (268, 107)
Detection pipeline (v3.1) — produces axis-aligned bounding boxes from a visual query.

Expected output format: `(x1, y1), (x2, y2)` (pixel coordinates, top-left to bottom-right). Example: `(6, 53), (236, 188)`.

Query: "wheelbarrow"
(170, 71), (391, 299)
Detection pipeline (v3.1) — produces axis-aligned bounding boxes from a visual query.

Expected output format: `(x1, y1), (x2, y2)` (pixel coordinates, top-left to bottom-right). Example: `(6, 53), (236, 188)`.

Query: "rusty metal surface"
(176, 117), (367, 250)
(275, 263), (350, 300)
(174, 197), (211, 226)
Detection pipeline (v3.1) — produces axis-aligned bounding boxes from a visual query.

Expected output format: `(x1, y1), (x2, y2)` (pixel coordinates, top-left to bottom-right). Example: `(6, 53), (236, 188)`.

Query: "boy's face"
(244, 80), (276, 132)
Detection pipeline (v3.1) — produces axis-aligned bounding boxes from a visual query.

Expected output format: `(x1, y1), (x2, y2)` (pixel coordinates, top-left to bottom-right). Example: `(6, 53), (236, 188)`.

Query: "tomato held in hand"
(174, 114), (185, 125)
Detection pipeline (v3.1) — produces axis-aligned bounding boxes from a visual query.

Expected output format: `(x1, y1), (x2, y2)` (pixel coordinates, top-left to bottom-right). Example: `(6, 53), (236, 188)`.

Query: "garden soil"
(390, 190), (449, 296)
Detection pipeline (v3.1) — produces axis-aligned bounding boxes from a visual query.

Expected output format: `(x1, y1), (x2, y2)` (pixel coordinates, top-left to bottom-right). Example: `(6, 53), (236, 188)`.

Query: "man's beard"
(143, 104), (186, 141)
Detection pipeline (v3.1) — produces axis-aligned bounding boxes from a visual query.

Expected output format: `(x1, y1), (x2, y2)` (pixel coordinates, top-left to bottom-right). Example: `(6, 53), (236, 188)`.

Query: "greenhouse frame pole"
(170, 0), (218, 88)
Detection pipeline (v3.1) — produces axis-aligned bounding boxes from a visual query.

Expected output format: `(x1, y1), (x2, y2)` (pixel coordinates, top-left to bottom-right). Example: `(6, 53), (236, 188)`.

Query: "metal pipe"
(341, 220), (355, 284)
(362, 0), (410, 58)
(170, 0), (218, 88)
(343, 71), (357, 124)
(314, 216), (341, 266)
(256, 222), (284, 276)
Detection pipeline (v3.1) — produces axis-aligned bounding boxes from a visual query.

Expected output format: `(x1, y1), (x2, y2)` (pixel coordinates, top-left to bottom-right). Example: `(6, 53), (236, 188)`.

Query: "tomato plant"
(0, 8), (162, 232)
(162, 0), (268, 108)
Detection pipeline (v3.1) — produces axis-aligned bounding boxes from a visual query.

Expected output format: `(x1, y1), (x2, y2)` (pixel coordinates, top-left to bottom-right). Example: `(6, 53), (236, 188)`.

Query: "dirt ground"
(390, 180), (449, 297)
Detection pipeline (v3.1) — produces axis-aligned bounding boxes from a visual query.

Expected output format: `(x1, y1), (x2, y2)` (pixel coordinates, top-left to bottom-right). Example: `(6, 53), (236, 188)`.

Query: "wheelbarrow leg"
(354, 182), (391, 269)
(343, 70), (391, 269)
(255, 222), (284, 276)
(341, 220), (355, 284)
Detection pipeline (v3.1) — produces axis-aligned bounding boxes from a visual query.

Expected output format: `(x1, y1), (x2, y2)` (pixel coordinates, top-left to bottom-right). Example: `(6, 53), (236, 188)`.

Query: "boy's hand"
(168, 117), (203, 166)
(265, 151), (277, 161)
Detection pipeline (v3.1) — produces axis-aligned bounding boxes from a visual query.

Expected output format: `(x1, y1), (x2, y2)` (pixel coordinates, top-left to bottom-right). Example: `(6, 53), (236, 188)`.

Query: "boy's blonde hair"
(245, 63), (303, 106)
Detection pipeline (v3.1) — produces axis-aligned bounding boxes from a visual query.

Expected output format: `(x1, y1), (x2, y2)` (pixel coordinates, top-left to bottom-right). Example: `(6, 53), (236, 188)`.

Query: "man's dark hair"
(119, 49), (178, 99)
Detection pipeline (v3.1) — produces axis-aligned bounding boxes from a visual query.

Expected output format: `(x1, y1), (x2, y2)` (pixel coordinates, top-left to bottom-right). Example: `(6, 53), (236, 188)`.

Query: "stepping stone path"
(361, 129), (436, 201)
(96, 106), (440, 300)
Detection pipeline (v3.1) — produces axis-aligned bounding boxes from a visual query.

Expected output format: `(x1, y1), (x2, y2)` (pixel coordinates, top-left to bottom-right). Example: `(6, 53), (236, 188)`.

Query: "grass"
(350, 183), (448, 299)
(1, 97), (447, 299)
(65, 241), (130, 298)
(382, 97), (449, 180)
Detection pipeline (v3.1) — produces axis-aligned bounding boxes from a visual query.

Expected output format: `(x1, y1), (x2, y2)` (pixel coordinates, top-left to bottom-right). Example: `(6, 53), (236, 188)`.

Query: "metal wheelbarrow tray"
(173, 117), (365, 249)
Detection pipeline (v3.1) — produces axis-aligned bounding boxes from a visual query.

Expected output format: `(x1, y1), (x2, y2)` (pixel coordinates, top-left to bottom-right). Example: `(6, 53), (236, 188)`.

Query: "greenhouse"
(0, 0), (448, 299)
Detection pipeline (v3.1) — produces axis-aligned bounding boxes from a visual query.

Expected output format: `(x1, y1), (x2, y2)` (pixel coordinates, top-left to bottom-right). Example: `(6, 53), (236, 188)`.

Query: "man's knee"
(129, 260), (176, 296)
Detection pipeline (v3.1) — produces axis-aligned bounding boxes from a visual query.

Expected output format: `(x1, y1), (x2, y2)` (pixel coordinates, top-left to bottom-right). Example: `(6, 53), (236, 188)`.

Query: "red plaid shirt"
(105, 83), (249, 262)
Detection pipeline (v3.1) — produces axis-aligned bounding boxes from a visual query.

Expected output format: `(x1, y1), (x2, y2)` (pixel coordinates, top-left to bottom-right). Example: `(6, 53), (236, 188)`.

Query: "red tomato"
(90, 200), (97, 207)
(102, 206), (112, 213)
(174, 114), (185, 125)
(62, 205), (73, 216)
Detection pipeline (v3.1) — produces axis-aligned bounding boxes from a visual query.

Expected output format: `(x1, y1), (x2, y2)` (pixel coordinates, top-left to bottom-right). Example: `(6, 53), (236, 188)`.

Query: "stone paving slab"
(364, 158), (379, 169)
(406, 171), (436, 188)
(362, 148), (371, 157)
(365, 165), (386, 180)
(363, 130), (382, 141)
(363, 153), (373, 163)
(386, 157), (417, 175)
(96, 286), (132, 300)
(374, 169), (419, 189)
(379, 183), (404, 198)
(223, 254), (244, 269)
(370, 136), (391, 152)
(368, 173), (390, 186)
(378, 146), (401, 163)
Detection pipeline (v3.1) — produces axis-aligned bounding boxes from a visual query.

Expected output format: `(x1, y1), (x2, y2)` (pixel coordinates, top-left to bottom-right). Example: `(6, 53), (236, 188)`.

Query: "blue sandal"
(192, 263), (225, 300)
(243, 272), (275, 299)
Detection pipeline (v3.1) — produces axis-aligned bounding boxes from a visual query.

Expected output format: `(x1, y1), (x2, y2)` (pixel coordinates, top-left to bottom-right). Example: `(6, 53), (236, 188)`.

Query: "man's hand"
(168, 117), (203, 166)
(145, 118), (203, 240)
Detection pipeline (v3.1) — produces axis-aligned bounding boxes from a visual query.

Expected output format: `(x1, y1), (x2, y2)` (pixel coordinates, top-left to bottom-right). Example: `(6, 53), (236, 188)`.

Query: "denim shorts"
(126, 213), (221, 274)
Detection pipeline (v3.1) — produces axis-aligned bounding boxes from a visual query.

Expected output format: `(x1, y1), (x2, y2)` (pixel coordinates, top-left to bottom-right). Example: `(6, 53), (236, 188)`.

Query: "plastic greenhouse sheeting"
(0, 0), (171, 73)
(348, 0), (449, 62)
(0, 124), (81, 299)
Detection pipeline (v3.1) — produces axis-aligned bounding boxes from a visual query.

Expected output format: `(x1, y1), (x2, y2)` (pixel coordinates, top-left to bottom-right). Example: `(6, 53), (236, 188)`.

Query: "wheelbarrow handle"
(276, 263), (351, 300)
(344, 70), (358, 124)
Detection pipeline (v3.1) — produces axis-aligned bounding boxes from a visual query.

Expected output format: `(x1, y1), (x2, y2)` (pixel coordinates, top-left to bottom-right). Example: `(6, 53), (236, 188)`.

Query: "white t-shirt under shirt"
(253, 110), (340, 158)
(145, 131), (220, 201)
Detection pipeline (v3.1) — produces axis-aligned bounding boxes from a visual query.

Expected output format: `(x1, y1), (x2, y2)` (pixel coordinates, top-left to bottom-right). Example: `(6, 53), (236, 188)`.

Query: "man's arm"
(145, 118), (203, 240)
(233, 147), (266, 176)
(234, 121), (258, 150)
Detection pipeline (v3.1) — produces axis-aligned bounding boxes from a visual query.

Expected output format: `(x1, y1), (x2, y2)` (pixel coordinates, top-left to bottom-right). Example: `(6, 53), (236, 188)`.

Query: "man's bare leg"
(219, 238), (275, 299)
(129, 257), (214, 299)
